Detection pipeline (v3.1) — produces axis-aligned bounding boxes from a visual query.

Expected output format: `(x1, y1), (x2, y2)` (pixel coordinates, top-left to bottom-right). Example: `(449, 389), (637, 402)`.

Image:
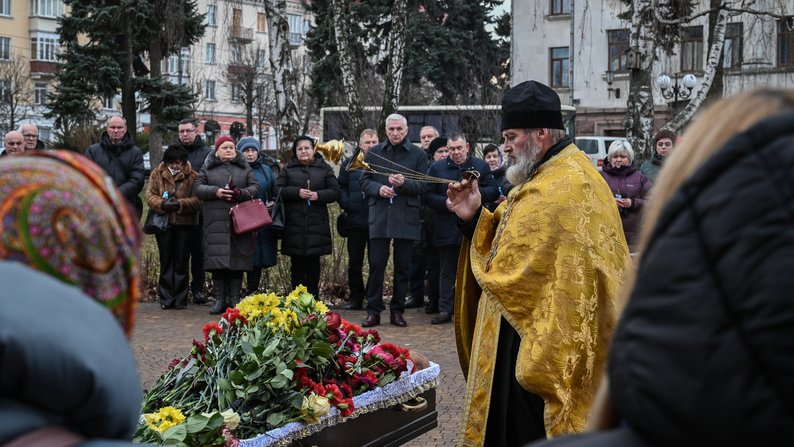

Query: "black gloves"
(231, 187), (242, 201)
(161, 198), (180, 211)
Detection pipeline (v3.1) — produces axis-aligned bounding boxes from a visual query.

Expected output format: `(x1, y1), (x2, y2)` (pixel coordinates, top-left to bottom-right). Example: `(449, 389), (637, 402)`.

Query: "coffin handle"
(398, 396), (427, 412)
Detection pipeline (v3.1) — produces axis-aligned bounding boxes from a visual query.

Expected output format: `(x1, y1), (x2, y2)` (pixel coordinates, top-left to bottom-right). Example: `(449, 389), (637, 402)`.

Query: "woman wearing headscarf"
(530, 89), (794, 447)
(146, 144), (201, 309)
(238, 136), (278, 295)
(0, 151), (142, 445)
(194, 135), (259, 315)
(275, 136), (340, 298)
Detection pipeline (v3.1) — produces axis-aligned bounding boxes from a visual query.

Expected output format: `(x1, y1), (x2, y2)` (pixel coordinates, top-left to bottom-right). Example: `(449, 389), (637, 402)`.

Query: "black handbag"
(143, 210), (170, 234)
(270, 190), (286, 233)
(336, 212), (349, 238)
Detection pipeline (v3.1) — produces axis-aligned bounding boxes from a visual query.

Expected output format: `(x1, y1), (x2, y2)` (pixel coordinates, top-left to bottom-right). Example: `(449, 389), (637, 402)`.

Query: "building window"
(778, 18), (794, 68)
(205, 80), (216, 100)
(607, 29), (629, 73)
(257, 13), (266, 33)
(103, 93), (116, 110)
(30, 0), (63, 17)
(681, 25), (704, 72)
(723, 22), (743, 69)
(31, 33), (59, 62)
(0, 37), (9, 60)
(288, 14), (303, 45)
(231, 45), (241, 64)
(232, 8), (242, 31)
(550, 0), (571, 15)
(257, 49), (267, 68)
(0, 0), (10, 16)
(205, 43), (215, 64)
(550, 47), (569, 88)
(206, 5), (216, 26)
(231, 84), (242, 102)
(0, 80), (10, 102)
(164, 47), (189, 75)
(34, 82), (48, 105)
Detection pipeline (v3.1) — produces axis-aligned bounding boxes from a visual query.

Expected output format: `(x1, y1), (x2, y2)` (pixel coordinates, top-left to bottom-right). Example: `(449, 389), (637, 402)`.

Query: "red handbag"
(230, 198), (272, 235)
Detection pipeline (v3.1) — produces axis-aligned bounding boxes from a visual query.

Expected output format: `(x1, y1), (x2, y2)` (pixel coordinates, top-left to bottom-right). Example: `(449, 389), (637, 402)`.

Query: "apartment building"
(512, 0), (794, 136)
(0, 0), (62, 143)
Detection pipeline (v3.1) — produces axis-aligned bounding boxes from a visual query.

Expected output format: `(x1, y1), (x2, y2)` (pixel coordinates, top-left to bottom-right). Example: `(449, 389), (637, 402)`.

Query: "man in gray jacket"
(359, 114), (428, 327)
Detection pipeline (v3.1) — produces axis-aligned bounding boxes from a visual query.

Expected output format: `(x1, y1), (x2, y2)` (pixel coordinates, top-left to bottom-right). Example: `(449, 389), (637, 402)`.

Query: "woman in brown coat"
(146, 145), (201, 309)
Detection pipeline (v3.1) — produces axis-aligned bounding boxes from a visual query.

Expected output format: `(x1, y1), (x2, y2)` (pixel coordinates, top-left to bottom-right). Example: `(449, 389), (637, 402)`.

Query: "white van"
(575, 136), (628, 170)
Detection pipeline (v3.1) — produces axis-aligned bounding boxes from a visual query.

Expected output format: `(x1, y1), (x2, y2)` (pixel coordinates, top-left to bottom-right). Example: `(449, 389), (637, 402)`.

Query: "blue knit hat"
(236, 136), (260, 153)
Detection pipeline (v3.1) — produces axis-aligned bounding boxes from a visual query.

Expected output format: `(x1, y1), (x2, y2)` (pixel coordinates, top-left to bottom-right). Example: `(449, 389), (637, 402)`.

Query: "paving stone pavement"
(131, 300), (465, 446)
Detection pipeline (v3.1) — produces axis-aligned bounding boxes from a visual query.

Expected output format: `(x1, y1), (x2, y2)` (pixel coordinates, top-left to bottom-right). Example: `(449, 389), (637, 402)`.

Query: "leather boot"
(209, 279), (227, 315)
(228, 276), (243, 308)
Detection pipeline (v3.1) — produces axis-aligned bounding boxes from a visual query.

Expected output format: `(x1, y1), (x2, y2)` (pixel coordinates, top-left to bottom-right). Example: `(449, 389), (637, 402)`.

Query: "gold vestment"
(456, 145), (630, 445)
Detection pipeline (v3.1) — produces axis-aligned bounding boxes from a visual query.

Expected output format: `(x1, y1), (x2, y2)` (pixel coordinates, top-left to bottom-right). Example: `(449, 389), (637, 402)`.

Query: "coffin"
(241, 363), (440, 447)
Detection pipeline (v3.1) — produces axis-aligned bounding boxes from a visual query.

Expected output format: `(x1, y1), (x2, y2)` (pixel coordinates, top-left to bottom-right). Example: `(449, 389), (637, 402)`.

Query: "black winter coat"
(275, 155), (340, 257)
(194, 152), (259, 271)
(172, 136), (212, 173)
(338, 153), (368, 230)
(359, 139), (428, 240)
(425, 155), (499, 246)
(85, 131), (146, 206)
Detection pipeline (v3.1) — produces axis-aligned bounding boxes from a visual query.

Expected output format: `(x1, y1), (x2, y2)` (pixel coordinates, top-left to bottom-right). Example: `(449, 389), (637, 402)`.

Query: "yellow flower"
(293, 285), (309, 295)
(220, 409), (241, 429)
(144, 406), (185, 433)
(300, 393), (330, 424)
(314, 300), (329, 315)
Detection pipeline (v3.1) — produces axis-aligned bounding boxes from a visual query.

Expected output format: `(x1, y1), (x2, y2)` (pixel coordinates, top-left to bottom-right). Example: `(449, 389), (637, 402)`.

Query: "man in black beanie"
(446, 80), (631, 445)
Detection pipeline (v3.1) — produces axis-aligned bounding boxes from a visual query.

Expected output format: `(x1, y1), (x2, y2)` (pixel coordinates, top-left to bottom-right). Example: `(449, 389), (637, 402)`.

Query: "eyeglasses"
(178, 129), (196, 134)
(22, 134), (37, 139)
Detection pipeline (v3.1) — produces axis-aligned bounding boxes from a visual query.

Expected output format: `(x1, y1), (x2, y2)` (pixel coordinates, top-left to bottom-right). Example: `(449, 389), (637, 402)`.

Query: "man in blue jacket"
(425, 133), (498, 324)
(338, 128), (379, 310)
(359, 114), (428, 327)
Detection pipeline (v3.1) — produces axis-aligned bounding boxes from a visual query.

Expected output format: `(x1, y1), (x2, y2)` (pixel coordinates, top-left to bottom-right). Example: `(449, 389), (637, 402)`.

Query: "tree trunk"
(379, 0), (408, 128)
(331, 0), (365, 139)
(265, 0), (301, 155)
(624, 0), (656, 160)
(148, 39), (164, 166)
(121, 16), (137, 140)
(705, 0), (725, 104)
(665, 7), (727, 133)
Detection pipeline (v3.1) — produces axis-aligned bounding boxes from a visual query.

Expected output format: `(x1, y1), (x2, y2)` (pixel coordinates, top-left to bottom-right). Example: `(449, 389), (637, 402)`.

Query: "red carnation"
(202, 322), (223, 342)
(337, 398), (355, 417)
(325, 311), (342, 331)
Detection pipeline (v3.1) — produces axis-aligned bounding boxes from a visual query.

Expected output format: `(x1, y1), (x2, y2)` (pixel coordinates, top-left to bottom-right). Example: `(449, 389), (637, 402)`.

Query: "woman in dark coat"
(531, 89), (794, 447)
(599, 140), (652, 251)
(194, 135), (259, 314)
(238, 137), (278, 295)
(275, 136), (340, 298)
(146, 145), (201, 309)
(482, 143), (510, 211)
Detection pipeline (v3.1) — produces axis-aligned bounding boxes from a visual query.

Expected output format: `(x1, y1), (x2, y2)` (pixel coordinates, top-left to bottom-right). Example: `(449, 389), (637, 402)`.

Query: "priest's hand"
(446, 178), (481, 222)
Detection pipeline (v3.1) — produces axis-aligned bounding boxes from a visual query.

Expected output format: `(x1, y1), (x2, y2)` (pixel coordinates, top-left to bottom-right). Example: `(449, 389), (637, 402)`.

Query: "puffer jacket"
(338, 153), (368, 230)
(639, 151), (664, 184)
(275, 154), (340, 257)
(145, 161), (201, 226)
(194, 152), (259, 271)
(600, 161), (652, 249)
(249, 155), (278, 268)
(85, 132), (146, 205)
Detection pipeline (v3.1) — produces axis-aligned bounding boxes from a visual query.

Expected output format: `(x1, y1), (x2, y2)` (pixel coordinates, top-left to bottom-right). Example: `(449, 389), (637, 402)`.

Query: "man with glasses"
(171, 118), (212, 305)
(19, 123), (43, 151)
(359, 114), (428, 328)
(2, 131), (25, 156)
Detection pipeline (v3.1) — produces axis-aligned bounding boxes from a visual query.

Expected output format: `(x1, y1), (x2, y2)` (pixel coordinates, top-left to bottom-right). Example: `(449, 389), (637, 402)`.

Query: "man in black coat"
(359, 114), (428, 327)
(338, 128), (379, 310)
(425, 134), (498, 324)
(85, 116), (146, 218)
(172, 118), (213, 304)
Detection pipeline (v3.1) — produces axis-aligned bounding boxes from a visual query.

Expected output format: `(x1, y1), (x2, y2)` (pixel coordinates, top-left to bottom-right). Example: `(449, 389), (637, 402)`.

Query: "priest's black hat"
(427, 137), (448, 158)
(501, 80), (564, 131)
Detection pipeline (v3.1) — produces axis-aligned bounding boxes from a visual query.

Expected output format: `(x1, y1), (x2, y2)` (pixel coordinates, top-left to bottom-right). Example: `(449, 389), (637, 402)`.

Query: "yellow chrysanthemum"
(144, 406), (186, 433)
(314, 300), (329, 315)
(293, 285), (309, 295)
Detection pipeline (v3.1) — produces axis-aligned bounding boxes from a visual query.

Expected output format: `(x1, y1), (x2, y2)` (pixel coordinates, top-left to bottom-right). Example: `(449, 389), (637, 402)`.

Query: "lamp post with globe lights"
(656, 73), (698, 103)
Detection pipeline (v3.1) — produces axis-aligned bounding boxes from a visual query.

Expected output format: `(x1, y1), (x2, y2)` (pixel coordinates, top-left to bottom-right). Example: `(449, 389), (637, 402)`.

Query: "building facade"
(512, 0), (794, 136)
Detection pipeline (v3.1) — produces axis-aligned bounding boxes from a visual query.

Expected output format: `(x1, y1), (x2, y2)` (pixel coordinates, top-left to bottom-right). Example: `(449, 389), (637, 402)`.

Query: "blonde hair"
(620, 89), (794, 309)
(607, 140), (634, 163)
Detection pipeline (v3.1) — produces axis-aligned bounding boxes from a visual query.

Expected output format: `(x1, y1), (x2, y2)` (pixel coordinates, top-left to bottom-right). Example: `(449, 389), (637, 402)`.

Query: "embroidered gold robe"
(456, 144), (630, 445)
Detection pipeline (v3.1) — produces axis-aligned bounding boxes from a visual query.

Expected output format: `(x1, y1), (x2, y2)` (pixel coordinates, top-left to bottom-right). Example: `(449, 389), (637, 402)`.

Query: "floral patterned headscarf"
(0, 150), (141, 335)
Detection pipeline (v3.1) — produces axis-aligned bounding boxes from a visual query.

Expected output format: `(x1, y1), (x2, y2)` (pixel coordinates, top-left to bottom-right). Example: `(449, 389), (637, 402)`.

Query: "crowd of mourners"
(3, 82), (794, 447)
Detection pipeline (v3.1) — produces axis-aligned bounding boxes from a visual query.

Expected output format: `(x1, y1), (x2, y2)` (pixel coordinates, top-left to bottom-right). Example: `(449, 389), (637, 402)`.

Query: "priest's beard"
(506, 138), (543, 184)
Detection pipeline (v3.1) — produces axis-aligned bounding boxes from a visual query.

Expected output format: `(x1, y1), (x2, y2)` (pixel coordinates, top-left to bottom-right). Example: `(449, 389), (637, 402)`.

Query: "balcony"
(29, 61), (56, 76)
(227, 64), (255, 75)
(229, 27), (254, 43)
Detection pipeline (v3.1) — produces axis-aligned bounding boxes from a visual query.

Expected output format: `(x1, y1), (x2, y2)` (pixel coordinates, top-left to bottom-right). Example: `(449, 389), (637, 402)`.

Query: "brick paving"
(131, 300), (465, 446)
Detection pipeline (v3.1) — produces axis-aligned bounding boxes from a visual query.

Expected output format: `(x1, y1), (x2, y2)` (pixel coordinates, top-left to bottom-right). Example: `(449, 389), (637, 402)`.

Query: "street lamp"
(605, 70), (620, 99)
(656, 73), (698, 102)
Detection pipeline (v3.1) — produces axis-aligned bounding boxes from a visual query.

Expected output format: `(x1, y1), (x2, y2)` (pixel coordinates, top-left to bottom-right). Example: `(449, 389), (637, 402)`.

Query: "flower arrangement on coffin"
(135, 286), (413, 446)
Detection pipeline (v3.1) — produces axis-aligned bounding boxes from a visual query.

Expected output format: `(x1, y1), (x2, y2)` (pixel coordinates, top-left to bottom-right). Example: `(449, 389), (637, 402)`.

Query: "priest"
(446, 80), (631, 446)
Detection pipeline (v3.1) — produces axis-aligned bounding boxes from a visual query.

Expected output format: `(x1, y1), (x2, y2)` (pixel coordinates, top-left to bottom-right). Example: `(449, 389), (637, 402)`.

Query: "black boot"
(209, 279), (227, 315)
(246, 268), (262, 297)
(229, 276), (244, 308)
